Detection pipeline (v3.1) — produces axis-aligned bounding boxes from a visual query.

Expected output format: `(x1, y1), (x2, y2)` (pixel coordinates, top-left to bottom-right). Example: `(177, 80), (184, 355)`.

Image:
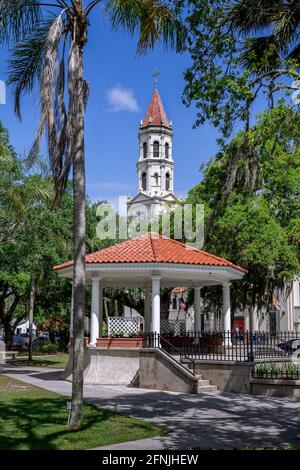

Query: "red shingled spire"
(141, 89), (171, 129)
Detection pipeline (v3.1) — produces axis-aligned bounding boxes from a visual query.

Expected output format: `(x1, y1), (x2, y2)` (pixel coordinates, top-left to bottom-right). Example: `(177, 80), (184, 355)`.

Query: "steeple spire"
(141, 88), (171, 129)
(152, 67), (160, 89)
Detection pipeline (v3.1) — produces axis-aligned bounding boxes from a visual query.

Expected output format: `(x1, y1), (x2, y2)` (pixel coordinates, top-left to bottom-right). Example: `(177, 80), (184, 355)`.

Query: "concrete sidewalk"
(1, 365), (300, 450)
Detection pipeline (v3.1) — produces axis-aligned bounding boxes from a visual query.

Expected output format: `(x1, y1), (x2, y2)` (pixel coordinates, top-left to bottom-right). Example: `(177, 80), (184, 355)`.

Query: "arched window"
(154, 172), (159, 186)
(165, 172), (170, 191)
(153, 141), (159, 158)
(142, 172), (147, 191)
(165, 143), (169, 159)
(143, 142), (147, 159)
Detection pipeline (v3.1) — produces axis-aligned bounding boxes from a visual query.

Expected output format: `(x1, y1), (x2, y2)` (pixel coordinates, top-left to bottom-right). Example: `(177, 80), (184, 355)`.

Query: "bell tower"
(128, 76), (179, 220)
(137, 87), (174, 197)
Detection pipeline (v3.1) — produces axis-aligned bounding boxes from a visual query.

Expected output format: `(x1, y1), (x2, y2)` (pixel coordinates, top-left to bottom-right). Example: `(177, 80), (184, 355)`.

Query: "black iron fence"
(143, 330), (300, 363)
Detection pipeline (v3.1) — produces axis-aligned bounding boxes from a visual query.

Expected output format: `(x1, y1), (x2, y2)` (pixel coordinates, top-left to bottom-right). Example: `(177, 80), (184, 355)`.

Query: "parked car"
(12, 334), (29, 349)
(276, 339), (300, 353)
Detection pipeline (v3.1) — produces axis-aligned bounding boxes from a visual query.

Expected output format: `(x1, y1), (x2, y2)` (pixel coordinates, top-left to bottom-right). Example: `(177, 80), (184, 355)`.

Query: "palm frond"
(273, 5), (300, 51)
(105, 0), (186, 54)
(105, 0), (140, 35)
(29, 15), (64, 166)
(226, 0), (281, 35)
(0, 187), (26, 218)
(287, 42), (300, 61)
(51, 39), (78, 205)
(0, 0), (41, 45)
(240, 35), (281, 73)
(7, 18), (56, 119)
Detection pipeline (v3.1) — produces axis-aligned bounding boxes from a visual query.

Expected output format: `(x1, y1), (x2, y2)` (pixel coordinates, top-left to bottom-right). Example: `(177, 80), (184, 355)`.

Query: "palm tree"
(0, 0), (186, 428)
(227, 1), (300, 70)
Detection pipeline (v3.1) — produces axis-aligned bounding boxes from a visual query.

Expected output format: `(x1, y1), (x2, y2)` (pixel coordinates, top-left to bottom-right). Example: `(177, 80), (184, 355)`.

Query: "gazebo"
(54, 232), (246, 344)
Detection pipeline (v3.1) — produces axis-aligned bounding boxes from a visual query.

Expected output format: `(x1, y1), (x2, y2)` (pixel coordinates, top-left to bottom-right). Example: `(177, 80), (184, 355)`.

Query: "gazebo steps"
(195, 374), (218, 393)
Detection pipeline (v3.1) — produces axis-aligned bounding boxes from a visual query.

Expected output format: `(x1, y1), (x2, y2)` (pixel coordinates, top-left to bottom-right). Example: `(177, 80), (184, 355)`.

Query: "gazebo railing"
(172, 330), (300, 362)
(144, 330), (300, 363)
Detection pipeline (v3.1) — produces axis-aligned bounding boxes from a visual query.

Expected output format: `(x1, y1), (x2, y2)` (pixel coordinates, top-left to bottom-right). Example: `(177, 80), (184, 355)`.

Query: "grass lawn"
(7, 354), (69, 369)
(0, 375), (165, 450)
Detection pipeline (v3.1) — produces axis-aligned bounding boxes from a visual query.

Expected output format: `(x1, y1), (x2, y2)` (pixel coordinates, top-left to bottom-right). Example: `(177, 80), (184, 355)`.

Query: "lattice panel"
(108, 316), (143, 337)
(203, 314), (223, 332)
(161, 319), (186, 336)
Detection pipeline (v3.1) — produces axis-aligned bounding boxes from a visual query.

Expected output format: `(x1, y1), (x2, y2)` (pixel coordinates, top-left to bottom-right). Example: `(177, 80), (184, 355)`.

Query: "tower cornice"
(138, 126), (173, 137)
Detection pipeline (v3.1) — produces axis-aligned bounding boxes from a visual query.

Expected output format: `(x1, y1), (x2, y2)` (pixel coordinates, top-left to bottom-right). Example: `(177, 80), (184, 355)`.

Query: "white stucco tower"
(127, 86), (179, 220)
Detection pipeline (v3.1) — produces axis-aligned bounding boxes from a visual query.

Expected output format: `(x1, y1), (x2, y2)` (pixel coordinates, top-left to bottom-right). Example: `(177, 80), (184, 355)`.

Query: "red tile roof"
(53, 233), (246, 273)
(141, 89), (171, 129)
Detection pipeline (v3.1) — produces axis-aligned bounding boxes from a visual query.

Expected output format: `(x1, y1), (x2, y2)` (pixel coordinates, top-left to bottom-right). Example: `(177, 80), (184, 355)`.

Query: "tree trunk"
(3, 317), (13, 351)
(28, 276), (36, 361)
(69, 43), (86, 429)
(0, 289), (20, 350)
(104, 299), (109, 322)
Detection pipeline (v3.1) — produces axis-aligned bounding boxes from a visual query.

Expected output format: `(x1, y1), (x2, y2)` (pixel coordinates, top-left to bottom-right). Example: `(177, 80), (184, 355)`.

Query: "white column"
(194, 287), (202, 333)
(223, 282), (231, 345)
(70, 281), (74, 338)
(151, 276), (161, 335)
(99, 285), (103, 338)
(144, 287), (151, 332)
(252, 307), (258, 331)
(244, 309), (250, 331)
(90, 278), (100, 346)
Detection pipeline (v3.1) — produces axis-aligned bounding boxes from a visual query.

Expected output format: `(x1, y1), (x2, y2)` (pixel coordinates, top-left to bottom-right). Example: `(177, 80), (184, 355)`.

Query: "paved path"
(1, 365), (300, 450)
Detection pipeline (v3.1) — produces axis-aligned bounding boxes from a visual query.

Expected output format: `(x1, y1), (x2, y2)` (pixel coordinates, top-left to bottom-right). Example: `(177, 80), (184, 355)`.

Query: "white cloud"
(106, 85), (139, 113)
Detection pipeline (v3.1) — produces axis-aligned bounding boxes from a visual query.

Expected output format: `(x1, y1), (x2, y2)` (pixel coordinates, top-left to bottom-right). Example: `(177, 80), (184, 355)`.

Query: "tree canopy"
(187, 105), (300, 315)
(182, 0), (300, 137)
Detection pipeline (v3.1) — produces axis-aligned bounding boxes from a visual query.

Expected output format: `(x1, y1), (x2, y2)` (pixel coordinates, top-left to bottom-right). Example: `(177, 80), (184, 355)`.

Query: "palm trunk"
(69, 44), (86, 429)
(28, 276), (36, 361)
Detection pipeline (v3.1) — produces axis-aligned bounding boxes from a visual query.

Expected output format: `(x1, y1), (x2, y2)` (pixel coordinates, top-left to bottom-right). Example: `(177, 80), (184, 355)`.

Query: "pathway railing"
(142, 332), (196, 375)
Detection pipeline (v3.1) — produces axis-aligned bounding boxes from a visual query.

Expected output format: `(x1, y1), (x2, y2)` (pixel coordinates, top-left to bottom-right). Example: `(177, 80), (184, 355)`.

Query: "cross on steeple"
(152, 67), (160, 89)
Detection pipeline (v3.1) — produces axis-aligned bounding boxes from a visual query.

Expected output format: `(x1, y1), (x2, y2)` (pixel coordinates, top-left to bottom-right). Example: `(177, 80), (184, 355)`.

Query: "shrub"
(40, 343), (59, 354)
(284, 362), (298, 376)
(32, 340), (51, 352)
(102, 323), (108, 338)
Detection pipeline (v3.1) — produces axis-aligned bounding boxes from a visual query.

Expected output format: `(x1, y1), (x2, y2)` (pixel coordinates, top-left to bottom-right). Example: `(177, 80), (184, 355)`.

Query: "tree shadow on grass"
(0, 396), (116, 450)
(8, 358), (66, 368)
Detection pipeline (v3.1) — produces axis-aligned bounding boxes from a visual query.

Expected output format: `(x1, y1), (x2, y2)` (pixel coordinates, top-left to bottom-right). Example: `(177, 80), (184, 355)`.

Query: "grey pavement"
(1, 364), (300, 450)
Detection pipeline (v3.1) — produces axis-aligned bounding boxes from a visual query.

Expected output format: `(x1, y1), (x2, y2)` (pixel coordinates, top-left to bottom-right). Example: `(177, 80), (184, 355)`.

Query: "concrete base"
(61, 346), (139, 386)
(250, 378), (300, 398)
(62, 346), (198, 392)
(139, 348), (198, 394)
(190, 360), (255, 394)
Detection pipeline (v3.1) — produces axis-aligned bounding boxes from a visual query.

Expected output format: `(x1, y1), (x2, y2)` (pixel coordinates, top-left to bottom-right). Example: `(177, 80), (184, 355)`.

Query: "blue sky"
(0, 8), (233, 208)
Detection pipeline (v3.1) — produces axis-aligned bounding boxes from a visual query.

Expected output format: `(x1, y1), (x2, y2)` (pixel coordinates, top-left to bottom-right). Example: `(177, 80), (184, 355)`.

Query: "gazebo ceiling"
(54, 233), (246, 287)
